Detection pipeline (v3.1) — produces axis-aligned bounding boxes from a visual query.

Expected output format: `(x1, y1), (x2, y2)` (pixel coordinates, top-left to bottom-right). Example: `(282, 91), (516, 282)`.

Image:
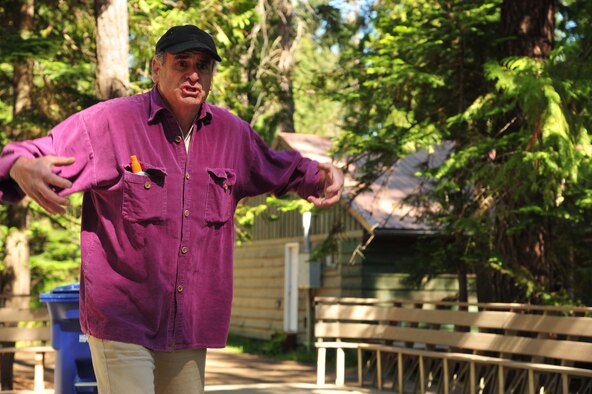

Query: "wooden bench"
(315, 297), (592, 394)
(0, 307), (54, 392)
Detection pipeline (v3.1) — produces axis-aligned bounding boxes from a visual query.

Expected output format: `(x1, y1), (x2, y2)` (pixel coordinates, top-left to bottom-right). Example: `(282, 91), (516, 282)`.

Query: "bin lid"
(40, 282), (80, 302)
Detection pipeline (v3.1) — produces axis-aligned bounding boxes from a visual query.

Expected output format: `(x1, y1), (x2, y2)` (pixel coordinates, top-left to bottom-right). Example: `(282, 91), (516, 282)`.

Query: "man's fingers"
(9, 155), (75, 215)
(38, 195), (69, 215)
(322, 164), (344, 193)
(321, 194), (341, 207)
(311, 162), (344, 209)
(325, 182), (341, 195)
(317, 162), (332, 172)
(48, 156), (76, 167)
(307, 193), (341, 209)
(25, 179), (71, 210)
(43, 156), (75, 189)
(46, 171), (73, 190)
(307, 196), (322, 207)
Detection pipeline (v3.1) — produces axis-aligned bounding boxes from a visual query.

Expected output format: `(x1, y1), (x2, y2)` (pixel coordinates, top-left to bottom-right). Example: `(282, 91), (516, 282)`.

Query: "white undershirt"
(183, 125), (193, 152)
(180, 114), (198, 152)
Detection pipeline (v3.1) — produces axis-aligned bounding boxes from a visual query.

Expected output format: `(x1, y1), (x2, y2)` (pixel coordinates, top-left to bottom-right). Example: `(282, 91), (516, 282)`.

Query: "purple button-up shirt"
(0, 87), (321, 351)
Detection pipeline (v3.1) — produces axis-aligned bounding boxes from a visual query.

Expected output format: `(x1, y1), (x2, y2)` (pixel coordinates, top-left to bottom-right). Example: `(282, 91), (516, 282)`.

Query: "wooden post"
(377, 350), (382, 390)
(336, 346), (345, 386)
(397, 352), (403, 394)
(470, 361), (476, 394)
(528, 369), (535, 394)
(443, 357), (449, 394)
(357, 347), (363, 386)
(419, 355), (425, 394)
(316, 348), (326, 385)
(498, 365), (504, 394)
(34, 352), (44, 392)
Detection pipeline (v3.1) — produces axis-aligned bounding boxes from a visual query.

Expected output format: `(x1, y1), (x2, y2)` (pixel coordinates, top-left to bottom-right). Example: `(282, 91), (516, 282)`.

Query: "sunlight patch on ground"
(205, 382), (381, 393)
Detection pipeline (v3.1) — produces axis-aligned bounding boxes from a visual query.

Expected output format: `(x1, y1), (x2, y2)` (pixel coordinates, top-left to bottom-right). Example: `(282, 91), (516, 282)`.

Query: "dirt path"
(11, 348), (381, 393)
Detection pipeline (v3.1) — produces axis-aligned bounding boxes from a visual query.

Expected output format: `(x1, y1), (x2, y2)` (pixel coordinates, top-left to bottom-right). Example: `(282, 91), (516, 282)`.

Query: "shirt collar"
(148, 85), (213, 125)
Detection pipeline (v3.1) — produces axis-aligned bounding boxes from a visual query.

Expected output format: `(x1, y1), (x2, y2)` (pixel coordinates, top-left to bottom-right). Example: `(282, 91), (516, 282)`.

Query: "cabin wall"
(232, 197), (474, 343)
(232, 234), (363, 343)
(360, 234), (477, 301)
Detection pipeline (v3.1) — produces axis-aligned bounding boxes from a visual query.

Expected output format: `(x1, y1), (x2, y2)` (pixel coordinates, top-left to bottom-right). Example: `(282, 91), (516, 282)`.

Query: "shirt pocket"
(122, 165), (168, 223)
(205, 167), (236, 225)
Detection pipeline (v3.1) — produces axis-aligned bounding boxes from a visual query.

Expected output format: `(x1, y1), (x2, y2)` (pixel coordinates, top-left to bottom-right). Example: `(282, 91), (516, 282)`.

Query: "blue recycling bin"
(41, 283), (97, 393)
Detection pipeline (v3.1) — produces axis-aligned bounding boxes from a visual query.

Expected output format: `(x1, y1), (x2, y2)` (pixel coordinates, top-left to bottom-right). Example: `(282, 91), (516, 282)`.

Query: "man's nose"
(188, 69), (199, 81)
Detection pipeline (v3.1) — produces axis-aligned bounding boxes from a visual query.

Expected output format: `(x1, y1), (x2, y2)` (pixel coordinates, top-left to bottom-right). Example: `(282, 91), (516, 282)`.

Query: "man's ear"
(151, 57), (161, 83)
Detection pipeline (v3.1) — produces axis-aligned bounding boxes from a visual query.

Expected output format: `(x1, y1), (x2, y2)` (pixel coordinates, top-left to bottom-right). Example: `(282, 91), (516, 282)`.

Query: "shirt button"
(184, 209), (190, 217)
(175, 135), (183, 143)
(181, 246), (188, 254)
(144, 181), (151, 189)
(177, 285), (184, 293)
(185, 172), (191, 180)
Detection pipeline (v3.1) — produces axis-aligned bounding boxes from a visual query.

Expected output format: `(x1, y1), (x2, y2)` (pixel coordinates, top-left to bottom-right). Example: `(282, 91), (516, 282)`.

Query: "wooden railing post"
(34, 352), (44, 392)
(336, 345), (345, 385)
(317, 347), (326, 385)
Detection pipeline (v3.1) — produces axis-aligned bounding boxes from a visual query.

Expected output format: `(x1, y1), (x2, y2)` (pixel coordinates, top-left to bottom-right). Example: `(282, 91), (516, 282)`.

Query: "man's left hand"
(308, 162), (344, 208)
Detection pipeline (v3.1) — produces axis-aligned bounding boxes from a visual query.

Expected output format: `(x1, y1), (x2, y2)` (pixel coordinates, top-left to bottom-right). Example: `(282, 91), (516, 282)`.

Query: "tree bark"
(276, 0), (295, 133)
(12, 0), (34, 115)
(95, 0), (129, 99)
(501, 0), (556, 58)
(2, 1), (34, 388)
(477, 0), (557, 303)
(7, 0), (34, 306)
(457, 266), (468, 304)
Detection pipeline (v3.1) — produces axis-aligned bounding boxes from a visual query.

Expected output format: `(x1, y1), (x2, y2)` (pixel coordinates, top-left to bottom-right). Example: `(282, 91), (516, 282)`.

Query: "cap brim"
(166, 41), (222, 62)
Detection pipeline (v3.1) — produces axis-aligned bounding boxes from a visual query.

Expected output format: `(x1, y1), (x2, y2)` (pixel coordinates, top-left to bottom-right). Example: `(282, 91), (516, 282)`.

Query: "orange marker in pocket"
(130, 155), (146, 175)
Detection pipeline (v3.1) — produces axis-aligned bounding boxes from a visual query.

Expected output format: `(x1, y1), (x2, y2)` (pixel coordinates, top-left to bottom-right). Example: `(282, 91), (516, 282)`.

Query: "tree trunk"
(2, 210), (31, 306)
(457, 266), (468, 304)
(501, 0), (556, 58)
(276, 0), (295, 133)
(95, 0), (129, 99)
(12, 0), (34, 115)
(13, 58), (33, 115)
(2, 0), (34, 389)
(477, 0), (556, 303)
(7, 0), (34, 305)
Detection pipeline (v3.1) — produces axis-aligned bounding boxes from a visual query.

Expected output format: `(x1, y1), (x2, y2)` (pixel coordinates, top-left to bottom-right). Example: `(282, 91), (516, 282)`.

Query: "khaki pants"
(88, 336), (206, 394)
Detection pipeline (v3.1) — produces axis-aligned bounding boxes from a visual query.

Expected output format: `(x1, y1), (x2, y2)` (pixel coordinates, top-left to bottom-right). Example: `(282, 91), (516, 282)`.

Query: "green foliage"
(266, 195), (314, 214)
(128, 0), (257, 97)
(0, 0), (96, 303)
(28, 198), (82, 307)
(3, 0), (589, 308)
(328, 0), (592, 304)
(1, 0), (342, 298)
(293, 35), (343, 137)
(234, 202), (268, 244)
(226, 332), (316, 363)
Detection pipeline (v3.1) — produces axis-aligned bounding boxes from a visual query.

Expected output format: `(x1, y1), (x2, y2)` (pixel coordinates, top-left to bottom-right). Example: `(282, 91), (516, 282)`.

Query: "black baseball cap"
(155, 25), (222, 62)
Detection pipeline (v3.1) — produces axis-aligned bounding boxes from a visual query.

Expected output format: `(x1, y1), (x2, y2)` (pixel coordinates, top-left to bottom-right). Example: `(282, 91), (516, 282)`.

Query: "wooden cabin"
(230, 133), (472, 345)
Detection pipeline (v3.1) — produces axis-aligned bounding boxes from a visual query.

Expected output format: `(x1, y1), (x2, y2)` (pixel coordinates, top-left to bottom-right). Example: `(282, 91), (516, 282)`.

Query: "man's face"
(152, 51), (214, 114)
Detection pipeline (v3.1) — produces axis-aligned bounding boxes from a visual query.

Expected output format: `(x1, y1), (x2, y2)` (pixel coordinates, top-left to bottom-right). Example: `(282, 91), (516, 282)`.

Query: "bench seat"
(314, 297), (592, 394)
(0, 308), (54, 393)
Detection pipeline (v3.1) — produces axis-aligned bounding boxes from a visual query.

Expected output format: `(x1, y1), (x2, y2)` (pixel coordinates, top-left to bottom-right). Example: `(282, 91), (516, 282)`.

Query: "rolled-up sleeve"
(0, 135), (55, 203)
(0, 111), (98, 204)
(241, 127), (322, 200)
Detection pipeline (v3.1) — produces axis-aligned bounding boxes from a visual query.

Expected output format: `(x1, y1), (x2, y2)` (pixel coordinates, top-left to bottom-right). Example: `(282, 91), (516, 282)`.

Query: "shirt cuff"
(296, 159), (323, 200)
(0, 149), (34, 204)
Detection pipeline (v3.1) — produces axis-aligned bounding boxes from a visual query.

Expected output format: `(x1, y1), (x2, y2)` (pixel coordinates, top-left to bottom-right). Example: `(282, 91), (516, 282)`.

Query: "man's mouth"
(181, 85), (200, 96)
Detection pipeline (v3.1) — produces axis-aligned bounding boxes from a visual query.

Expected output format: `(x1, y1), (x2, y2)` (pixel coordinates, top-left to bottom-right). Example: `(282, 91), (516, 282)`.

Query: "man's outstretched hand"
(308, 162), (344, 209)
(9, 155), (75, 215)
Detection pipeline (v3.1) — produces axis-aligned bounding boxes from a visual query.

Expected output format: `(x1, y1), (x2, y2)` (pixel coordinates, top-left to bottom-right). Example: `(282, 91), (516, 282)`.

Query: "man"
(0, 25), (343, 393)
